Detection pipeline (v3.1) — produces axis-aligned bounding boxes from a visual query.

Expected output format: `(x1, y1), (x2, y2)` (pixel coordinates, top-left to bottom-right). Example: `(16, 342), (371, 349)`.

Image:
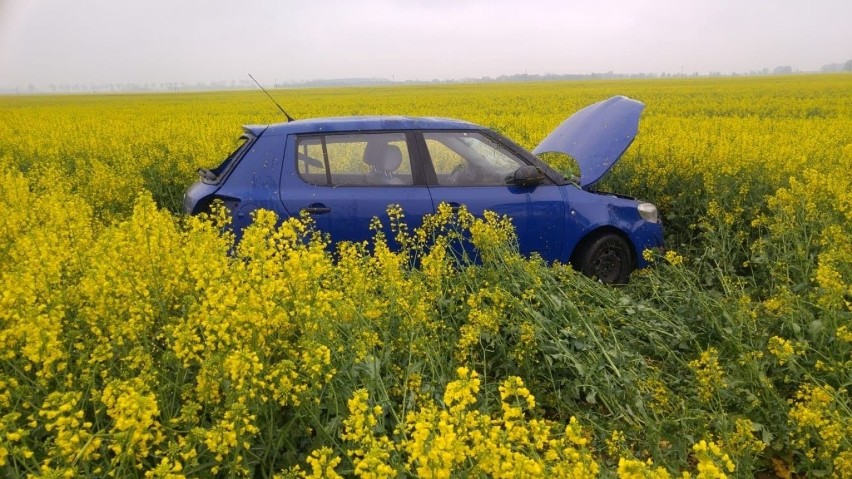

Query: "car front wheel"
(573, 233), (634, 284)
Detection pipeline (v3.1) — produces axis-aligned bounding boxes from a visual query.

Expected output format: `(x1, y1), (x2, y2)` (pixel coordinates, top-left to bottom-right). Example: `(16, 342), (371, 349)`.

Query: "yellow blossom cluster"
(767, 336), (802, 366)
(689, 348), (726, 401)
(616, 458), (672, 479)
(38, 391), (100, 465)
(689, 439), (736, 478)
(102, 379), (164, 462)
(336, 367), (600, 478)
(664, 251), (684, 266)
(788, 384), (850, 464)
(333, 369), (753, 479)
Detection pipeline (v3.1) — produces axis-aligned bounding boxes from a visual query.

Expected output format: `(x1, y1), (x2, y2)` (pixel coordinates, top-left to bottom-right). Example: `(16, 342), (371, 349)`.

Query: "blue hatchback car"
(185, 96), (663, 283)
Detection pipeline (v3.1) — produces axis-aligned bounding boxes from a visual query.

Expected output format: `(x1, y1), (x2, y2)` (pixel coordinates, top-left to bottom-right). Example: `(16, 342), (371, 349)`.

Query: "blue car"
(185, 96), (663, 283)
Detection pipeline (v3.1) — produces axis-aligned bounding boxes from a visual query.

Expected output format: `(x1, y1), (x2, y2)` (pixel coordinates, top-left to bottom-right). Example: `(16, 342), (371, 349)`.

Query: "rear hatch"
(183, 126), (264, 214)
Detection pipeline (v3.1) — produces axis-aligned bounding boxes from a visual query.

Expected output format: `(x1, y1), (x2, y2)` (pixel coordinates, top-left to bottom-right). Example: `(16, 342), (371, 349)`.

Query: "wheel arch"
(569, 226), (637, 268)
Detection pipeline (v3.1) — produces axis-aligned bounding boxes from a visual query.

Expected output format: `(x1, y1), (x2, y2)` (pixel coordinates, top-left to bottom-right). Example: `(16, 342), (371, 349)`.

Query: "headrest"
(365, 143), (402, 172)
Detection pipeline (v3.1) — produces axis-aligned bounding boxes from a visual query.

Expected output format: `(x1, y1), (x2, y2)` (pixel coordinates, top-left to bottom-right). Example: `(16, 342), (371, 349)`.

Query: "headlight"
(638, 202), (659, 223)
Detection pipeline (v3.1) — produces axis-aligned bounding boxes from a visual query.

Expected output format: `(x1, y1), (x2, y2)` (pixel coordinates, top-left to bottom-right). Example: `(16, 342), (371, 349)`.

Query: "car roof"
(257, 116), (481, 136)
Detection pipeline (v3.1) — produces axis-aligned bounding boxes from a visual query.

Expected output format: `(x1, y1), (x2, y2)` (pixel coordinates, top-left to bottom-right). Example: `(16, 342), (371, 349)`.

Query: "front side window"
(296, 132), (413, 186)
(424, 131), (528, 186)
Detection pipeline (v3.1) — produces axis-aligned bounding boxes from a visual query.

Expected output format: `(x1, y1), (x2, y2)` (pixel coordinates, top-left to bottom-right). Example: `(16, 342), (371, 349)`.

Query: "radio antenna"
(248, 73), (295, 122)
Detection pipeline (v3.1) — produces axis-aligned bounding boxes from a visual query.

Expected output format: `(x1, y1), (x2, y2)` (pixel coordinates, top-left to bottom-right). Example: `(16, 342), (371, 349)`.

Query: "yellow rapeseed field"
(0, 74), (850, 477)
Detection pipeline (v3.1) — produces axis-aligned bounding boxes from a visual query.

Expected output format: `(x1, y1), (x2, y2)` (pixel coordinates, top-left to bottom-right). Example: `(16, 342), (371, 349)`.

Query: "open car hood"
(532, 95), (644, 189)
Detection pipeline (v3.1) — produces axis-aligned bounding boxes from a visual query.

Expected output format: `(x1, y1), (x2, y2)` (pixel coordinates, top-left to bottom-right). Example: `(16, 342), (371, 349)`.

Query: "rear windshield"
(200, 134), (254, 184)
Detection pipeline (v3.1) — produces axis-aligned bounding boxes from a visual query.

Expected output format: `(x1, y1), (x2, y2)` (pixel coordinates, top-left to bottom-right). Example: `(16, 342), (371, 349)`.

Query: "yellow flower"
(664, 250), (684, 266)
(691, 439), (735, 478)
(767, 336), (804, 365)
(303, 447), (342, 479)
(617, 457), (671, 479)
(689, 348), (726, 401)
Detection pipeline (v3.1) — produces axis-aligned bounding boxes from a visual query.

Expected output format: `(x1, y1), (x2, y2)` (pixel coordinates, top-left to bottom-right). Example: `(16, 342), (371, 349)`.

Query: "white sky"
(1, 0), (850, 88)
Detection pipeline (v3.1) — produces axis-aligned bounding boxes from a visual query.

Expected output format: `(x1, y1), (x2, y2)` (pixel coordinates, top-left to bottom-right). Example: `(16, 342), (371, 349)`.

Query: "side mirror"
(509, 165), (544, 187)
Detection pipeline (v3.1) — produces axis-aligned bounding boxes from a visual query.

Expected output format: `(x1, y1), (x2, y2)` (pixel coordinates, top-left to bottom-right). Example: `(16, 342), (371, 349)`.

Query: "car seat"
(363, 143), (405, 185)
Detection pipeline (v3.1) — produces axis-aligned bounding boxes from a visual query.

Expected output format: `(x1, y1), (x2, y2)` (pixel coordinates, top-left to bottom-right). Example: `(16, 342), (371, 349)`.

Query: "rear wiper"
(198, 168), (217, 181)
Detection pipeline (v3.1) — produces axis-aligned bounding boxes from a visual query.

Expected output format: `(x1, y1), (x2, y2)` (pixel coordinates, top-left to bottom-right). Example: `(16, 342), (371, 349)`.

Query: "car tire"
(574, 233), (634, 284)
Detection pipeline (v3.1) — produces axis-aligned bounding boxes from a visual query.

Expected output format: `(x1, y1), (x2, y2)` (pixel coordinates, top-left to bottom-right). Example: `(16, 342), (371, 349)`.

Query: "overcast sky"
(1, 0), (850, 89)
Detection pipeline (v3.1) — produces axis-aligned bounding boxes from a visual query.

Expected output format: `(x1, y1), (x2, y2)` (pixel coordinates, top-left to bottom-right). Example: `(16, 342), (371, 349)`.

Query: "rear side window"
(296, 132), (413, 186)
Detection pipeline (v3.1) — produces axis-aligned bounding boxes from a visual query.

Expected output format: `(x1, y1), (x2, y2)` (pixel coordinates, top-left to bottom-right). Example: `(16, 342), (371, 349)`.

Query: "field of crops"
(0, 74), (850, 478)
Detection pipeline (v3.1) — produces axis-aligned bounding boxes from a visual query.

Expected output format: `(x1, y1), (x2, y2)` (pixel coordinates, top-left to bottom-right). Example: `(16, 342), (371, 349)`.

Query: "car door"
(419, 130), (566, 261)
(279, 131), (434, 246)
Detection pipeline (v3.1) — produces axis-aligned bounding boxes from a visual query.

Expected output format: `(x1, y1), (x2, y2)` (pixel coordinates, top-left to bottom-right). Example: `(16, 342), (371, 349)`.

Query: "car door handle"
(447, 202), (461, 210)
(302, 204), (331, 215)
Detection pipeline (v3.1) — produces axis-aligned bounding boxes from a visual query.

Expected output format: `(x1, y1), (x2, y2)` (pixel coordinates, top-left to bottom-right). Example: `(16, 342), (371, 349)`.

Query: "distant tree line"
(3, 60), (850, 94)
(820, 60), (852, 72)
